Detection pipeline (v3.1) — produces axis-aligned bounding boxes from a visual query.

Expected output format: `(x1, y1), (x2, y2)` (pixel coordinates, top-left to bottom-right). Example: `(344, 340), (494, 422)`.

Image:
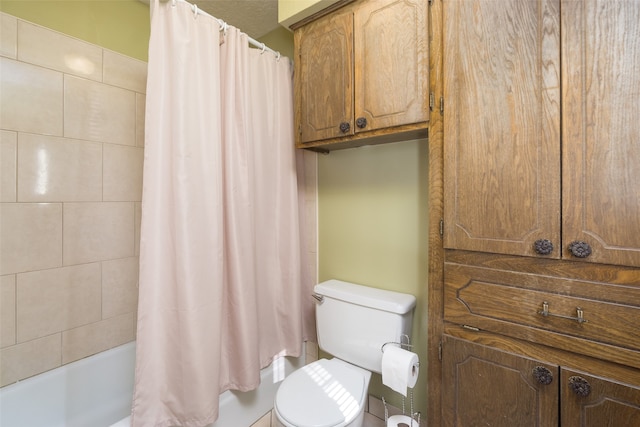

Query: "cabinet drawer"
(444, 263), (640, 354)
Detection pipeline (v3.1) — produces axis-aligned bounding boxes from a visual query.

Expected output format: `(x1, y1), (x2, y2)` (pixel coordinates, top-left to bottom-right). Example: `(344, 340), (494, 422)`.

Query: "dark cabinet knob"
(568, 241), (592, 258)
(356, 117), (367, 129)
(534, 239), (554, 255)
(339, 122), (350, 133)
(532, 366), (554, 385)
(568, 376), (591, 397)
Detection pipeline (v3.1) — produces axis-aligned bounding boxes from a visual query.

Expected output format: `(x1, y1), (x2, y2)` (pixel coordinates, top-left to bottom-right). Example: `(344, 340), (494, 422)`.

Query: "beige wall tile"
(0, 12), (17, 59)
(1, 130), (17, 202)
(136, 93), (146, 147)
(17, 133), (102, 202)
(0, 203), (62, 274)
(1, 275), (16, 348)
(103, 144), (143, 202)
(0, 334), (61, 387)
(64, 75), (136, 145)
(0, 57), (63, 136)
(102, 257), (139, 319)
(16, 263), (101, 342)
(103, 50), (147, 93)
(17, 20), (103, 81)
(62, 313), (134, 364)
(63, 202), (134, 265)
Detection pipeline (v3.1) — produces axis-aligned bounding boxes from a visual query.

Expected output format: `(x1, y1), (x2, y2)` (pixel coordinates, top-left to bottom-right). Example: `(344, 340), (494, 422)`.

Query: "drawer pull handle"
(538, 301), (588, 324)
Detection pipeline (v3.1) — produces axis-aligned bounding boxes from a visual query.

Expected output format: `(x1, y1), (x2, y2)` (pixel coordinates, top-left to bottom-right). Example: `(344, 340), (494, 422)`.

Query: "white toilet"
(274, 279), (416, 427)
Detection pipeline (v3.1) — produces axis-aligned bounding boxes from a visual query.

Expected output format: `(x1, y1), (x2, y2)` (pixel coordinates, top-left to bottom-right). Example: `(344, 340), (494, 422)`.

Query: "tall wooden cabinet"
(443, 0), (561, 259)
(561, 0), (640, 267)
(443, 0), (640, 267)
(294, 0), (429, 151)
(437, 0), (640, 425)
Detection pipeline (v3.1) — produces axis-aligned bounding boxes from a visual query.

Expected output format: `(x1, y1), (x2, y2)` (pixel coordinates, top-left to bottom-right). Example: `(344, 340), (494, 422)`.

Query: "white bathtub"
(0, 342), (304, 427)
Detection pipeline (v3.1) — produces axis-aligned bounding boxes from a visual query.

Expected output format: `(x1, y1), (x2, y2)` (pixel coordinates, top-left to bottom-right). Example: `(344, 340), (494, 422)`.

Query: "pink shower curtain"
(131, 1), (314, 426)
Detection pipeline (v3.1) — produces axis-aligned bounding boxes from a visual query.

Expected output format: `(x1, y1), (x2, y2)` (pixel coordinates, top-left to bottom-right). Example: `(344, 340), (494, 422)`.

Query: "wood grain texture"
(561, 0), (640, 267)
(443, 249), (640, 368)
(445, 263), (640, 353)
(354, 0), (429, 131)
(296, 122), (427, 151)
(443, 0), (561, 257)
(562, 367), (640, 427)
(445, 249), (640, 286)
(295, 9), (354, 144)
(426, 0), (445, 425)
(294, 0), (429, 149)
(442, 335), (559, 427)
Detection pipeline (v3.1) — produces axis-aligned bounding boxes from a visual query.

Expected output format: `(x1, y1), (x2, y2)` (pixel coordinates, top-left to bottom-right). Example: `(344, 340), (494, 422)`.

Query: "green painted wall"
(0, 0), (150, 61)
(318, 139), (429, 416)
(257, 25), (294, 61)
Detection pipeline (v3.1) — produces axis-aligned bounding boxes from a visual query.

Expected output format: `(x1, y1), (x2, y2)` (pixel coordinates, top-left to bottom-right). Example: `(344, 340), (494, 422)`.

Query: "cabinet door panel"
(562, 368), (640, 427)
(562, 0), (640, 267)
(295, 11), (353, 143)
(354, 0), (428, 132)
(442, 335), (559, 427)
(443, 0), (561, 257)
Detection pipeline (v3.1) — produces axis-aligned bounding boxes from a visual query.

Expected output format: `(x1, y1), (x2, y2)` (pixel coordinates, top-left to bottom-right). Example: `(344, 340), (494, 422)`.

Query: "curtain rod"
(169, 0), (281, 60)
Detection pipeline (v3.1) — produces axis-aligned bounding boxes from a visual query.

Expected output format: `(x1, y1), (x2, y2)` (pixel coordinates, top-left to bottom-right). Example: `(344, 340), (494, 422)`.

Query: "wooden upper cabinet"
(561, 0), (640, 267)
(353, 0), (428, 133)
(295, 10), (354, 144)
(294, 0), (428, 149)
(443, 0), (561, 258)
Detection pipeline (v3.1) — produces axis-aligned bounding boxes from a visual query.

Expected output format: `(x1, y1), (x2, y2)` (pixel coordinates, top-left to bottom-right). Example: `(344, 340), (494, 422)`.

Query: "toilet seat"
(275, 358), (369, 427)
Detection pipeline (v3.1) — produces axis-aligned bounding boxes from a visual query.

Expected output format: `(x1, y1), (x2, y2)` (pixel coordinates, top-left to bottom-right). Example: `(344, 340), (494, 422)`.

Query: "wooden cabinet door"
(561, 0), (640, 267)
(442, 335), (559, 427)
(353, 0), (428, 133)
(443, 0), (561, 258)
(295, 10), (353, 144)
(562, 368), (640, 427)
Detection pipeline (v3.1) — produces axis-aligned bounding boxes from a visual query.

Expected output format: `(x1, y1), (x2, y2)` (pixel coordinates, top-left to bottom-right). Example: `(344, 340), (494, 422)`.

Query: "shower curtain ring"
(260, 43), (266, 54)
(171, 0), (176, 7)
(192, 4), (198, 17)
(276, 52), (281, 62)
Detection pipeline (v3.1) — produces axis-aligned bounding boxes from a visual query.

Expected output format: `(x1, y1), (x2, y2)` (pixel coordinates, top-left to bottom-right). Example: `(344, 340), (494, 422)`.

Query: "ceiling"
(190, 0), (281, 39)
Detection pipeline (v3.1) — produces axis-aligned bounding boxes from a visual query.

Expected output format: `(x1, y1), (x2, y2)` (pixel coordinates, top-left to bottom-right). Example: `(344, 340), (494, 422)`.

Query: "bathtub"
(0, 341), (304, 427)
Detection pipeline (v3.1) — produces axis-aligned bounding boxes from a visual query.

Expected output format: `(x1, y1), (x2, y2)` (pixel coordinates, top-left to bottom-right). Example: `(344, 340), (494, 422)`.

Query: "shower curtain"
(131, 1), (314, 426)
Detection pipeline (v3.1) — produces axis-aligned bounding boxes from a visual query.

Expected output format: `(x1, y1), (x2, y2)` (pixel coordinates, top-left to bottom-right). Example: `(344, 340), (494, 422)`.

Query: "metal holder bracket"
(538, 301), (588, 324)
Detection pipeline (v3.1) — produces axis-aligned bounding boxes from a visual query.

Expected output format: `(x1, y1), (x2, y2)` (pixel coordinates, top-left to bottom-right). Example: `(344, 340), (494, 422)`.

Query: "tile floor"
(249, 395), (407, 427)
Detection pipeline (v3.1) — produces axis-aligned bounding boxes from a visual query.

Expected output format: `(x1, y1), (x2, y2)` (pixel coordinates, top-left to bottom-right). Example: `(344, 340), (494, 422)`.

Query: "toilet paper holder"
(381, 334), (420, 368)
(381, 335), (421, 426)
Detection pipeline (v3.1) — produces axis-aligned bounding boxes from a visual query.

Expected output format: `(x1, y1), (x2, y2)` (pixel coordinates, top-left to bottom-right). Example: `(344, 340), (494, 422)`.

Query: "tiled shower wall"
(0, 12), (146, 387)
(0, 12), (318, 389)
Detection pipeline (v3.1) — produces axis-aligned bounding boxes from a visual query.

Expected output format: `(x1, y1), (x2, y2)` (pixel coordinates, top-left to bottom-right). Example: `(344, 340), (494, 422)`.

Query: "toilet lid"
(275, 359), (367, 427)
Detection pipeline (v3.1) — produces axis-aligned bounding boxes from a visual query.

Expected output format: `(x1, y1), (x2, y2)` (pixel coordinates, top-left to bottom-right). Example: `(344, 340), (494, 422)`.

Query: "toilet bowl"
(274, 358), (372, 427)
(274, 280), (416, 427)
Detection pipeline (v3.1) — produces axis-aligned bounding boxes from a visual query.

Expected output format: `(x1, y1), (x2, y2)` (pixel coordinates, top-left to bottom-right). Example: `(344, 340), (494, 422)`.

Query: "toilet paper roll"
(381, 346), (419, 396)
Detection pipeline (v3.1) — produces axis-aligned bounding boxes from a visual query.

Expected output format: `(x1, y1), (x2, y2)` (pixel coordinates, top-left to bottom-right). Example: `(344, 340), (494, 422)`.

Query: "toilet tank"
(314, 279), (416, 374)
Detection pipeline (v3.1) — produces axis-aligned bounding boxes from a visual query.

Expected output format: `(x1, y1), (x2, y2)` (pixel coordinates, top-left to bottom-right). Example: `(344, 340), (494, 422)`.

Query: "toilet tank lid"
(315, 280), (416, 314)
